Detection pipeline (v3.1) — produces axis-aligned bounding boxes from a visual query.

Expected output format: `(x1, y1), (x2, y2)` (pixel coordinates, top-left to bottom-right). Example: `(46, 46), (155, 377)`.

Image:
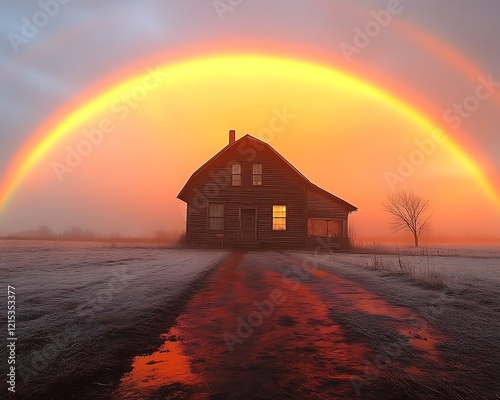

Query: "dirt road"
(111, 251), (485, 399)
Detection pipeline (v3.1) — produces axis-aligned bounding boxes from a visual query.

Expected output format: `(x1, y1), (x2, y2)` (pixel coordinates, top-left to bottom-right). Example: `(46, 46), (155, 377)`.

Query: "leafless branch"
(382, 190), (432, 247)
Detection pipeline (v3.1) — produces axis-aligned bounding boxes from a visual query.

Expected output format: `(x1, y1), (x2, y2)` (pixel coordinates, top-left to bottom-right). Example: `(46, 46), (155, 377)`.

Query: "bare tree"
(154, 229), (169, 242)
(382, 190), (432, 247)
(37, 225), (54, 238)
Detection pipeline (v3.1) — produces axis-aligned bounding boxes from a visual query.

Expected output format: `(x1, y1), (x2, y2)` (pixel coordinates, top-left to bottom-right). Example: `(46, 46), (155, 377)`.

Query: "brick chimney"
(229, 129), (236, 144)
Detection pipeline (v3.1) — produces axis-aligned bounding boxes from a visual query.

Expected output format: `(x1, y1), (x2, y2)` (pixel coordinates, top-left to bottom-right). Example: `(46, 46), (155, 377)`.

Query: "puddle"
(113, 327), (200, 399)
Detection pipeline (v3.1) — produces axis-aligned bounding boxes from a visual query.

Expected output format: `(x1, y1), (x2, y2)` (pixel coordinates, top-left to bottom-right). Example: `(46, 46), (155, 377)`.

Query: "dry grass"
(354, 242), (437, 256)
(367, 251), (446, 290)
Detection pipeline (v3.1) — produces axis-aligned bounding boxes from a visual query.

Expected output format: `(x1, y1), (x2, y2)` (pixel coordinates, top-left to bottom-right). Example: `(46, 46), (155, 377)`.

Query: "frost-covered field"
(0, 240), (227, 399)
(292, 244), (500, 300)
(332, 245), (500, 284)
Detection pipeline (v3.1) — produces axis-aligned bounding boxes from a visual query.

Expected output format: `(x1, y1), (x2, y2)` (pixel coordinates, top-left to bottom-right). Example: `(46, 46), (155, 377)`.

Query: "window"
(231, 164), (241, 186)
(307, 219), (342, 237)
(208, 204), (224, 230)
(253, 164), (262, 186)
(272, 205), (287, 230)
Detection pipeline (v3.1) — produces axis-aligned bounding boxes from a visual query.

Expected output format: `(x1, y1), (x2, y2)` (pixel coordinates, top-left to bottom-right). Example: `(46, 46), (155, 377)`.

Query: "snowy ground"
(0, 241), (498, 398)
(330, 246), (500, 284)
(0, 240), (228, 398)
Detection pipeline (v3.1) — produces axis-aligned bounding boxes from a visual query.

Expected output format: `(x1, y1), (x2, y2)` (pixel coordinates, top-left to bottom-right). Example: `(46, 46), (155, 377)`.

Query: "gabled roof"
(177, 134), (357, 212)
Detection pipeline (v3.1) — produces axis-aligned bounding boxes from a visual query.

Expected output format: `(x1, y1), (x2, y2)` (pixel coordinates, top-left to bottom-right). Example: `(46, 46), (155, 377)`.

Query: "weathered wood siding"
(185, 138), (307, 248)
(306, 190), (350, 221)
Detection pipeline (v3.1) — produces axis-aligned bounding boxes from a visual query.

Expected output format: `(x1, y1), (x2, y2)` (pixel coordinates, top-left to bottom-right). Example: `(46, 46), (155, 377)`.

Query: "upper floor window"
(253, 164), (262, 186)
(208, 204), (224, 230)
(231, 164), (241, 186)
(272, 205), (287, 230)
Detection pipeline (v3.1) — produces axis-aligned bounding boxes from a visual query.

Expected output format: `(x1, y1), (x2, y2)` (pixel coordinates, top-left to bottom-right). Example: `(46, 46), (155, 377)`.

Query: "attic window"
(253, 164), (262, 186)
(232, 164), (241, 186)
(272, 205), (287, 230)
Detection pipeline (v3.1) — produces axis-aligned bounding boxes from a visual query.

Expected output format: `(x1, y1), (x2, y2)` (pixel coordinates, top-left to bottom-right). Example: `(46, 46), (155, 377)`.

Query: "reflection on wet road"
(114, 251), (449, 399)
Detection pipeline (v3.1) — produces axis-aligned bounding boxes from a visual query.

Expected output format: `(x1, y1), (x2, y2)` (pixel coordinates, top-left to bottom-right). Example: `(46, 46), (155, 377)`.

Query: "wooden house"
(177, 131), (357, 248)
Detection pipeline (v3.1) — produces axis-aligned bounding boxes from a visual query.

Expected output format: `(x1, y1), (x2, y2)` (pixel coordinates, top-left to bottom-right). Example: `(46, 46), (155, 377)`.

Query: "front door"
(240, 209), (256, 241)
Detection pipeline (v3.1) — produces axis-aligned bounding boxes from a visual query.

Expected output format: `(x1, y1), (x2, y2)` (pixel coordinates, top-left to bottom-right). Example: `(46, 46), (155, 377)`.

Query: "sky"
(0, 0), (499, 243)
